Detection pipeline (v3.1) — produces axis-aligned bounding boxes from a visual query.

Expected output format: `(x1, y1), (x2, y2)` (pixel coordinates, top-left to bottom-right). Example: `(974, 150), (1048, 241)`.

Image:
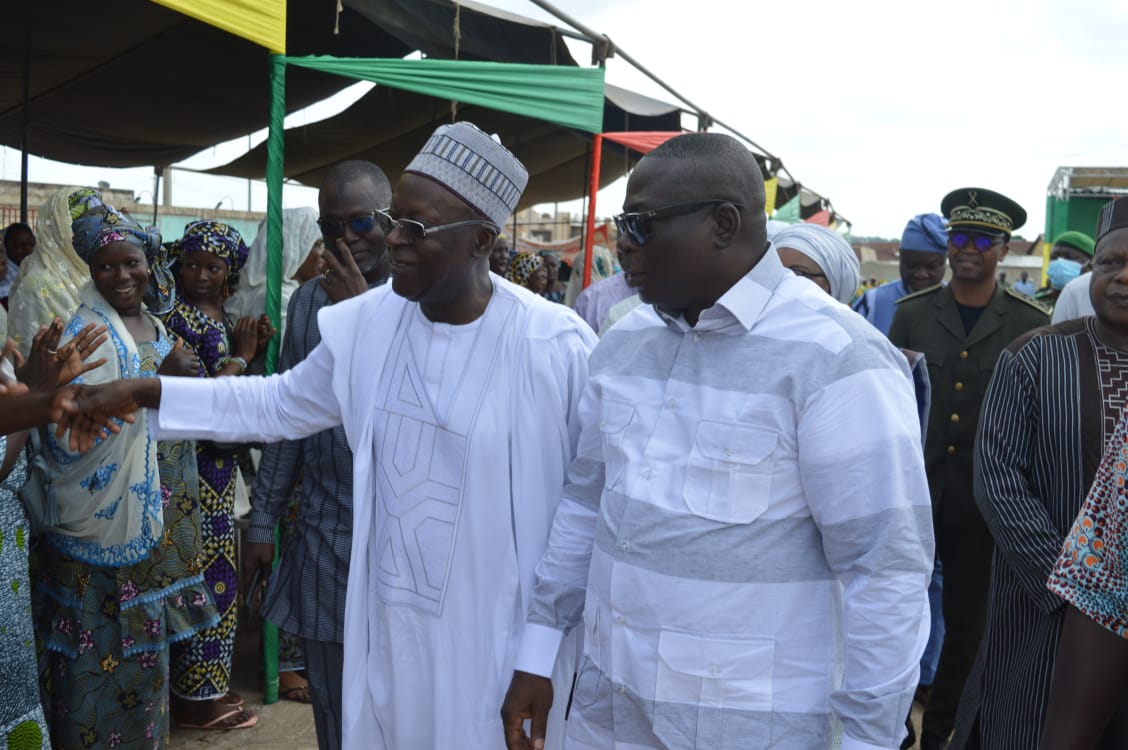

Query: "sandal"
(218, 692), (245, 708)
(279, 672), (313, 704)
(175, 706), (258, 731)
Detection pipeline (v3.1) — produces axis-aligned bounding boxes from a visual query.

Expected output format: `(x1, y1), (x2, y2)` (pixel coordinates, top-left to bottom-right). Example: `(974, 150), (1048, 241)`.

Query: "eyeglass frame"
(949, 230), (1005, 253)
(613, 199), (745, 245)
(375, 209), (499, 243)
(316, 210), (386, 238)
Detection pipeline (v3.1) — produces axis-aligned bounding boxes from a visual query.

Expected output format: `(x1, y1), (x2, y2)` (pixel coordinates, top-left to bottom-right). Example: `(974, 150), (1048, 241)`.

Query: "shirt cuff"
(841, 733), (900, 750)
(513, 622), (565, 678)
(246, 510), (278, 544)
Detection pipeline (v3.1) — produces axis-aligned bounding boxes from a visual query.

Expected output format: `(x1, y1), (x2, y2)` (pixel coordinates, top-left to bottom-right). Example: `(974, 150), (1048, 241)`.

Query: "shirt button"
(642, 468), (653, 480)
(950, 413), (960, 423)
(709, 664), (720, 676)
(616, 614), (627, 625)
(693, 333), (701, 342)
(620, 540), (631, 552)
(666, 398), (676, 408)
(617, 684), (626, 694)
(954, 382), (964, 391)
(947, 445), (957, 455)
(960, 350), (969, 359)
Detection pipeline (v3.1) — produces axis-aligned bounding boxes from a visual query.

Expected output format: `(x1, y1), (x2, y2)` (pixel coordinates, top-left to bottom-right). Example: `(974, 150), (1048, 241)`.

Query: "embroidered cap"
(941, 187), (1026, 238)
(1095, 197), (1128, 245)
(404, 121), (528, 229)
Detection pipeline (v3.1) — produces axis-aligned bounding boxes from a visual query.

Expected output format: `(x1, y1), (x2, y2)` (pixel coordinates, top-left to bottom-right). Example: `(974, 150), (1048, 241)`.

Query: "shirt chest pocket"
(599, 398), (637, 491)
(683, 421), (776, 524)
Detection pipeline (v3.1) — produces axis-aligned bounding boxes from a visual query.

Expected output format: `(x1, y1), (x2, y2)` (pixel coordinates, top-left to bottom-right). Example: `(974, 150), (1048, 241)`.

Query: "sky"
(4, 0), (1128, 238)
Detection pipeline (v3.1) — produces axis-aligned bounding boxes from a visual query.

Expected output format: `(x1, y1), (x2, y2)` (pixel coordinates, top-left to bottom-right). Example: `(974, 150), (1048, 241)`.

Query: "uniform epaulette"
(894, 284), (943, 304)
(1005, 287), (1052, 313)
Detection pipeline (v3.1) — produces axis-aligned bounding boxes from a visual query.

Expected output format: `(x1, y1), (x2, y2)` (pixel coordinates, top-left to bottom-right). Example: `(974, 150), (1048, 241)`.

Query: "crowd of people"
(2, 120), (1128, 750)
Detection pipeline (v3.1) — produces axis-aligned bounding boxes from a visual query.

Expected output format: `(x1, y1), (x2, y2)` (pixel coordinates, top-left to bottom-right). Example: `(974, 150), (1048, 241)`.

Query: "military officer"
(889, 187), (1050, 750)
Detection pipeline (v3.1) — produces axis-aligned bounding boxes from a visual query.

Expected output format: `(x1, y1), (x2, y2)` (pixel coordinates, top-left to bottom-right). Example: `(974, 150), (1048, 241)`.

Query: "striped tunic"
(952, 317), (1128, 748)
(517, 249), (934, 750)
(247, 279), (356, 642)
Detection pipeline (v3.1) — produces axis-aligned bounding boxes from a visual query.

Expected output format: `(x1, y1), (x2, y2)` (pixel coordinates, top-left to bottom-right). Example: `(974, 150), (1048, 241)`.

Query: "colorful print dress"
(0, 435), (50, 750)
(162, 299), (243, 700)
(37, 338), (217, 750)
(1049, 407), (1128, 637)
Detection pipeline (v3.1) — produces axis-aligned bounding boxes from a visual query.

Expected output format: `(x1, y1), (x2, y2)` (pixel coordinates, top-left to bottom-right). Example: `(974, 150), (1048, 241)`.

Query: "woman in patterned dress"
(162, 221), (271, 729)
(0, 319), (114, 750)
(38, 200), (218, 749)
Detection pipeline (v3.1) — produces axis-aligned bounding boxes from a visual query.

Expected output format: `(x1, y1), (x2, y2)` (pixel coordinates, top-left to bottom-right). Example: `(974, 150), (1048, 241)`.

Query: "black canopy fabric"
(204, 81), (681, 207)
(0, 0), (589, 169)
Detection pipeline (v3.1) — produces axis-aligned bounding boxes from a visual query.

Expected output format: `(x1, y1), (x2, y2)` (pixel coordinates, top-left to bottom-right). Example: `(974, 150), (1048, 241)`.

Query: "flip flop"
(175, 707), (258, 731)
(280, 684), (314, 704)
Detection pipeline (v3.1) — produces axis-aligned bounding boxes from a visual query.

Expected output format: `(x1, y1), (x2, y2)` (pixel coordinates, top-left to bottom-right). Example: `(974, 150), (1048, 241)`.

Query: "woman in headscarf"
(225, 207), (323, 339)
(38, 201), (218, 749)
(7, 187), (100, 355)
(772, 223), (862, 305)
(563, 243), (620, 307)
(162, 221), (269, 729)
(506, 251), (548, 294)
(539, 251), (566, 303)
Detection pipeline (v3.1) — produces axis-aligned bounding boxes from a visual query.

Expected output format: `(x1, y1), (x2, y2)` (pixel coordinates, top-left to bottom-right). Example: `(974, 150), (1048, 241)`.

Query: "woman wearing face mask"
(1036, 231), (1095, 309)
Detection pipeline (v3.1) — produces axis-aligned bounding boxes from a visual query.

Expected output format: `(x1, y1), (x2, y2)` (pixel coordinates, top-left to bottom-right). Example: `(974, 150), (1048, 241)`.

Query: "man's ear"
(471, 228), (498, 259)
(712, 202), (741, 248)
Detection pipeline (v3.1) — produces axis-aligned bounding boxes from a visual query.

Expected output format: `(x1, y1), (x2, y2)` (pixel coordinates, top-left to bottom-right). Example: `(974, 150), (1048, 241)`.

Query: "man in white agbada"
(61, 122), (595, 749)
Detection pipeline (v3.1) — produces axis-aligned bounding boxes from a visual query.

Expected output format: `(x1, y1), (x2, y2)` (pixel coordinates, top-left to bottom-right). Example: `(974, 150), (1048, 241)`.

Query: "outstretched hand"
(52, 381), (143, 453)
(16, 320), (109, 390)
(319, 238), (369, 303)
(501, 671), (554, 750)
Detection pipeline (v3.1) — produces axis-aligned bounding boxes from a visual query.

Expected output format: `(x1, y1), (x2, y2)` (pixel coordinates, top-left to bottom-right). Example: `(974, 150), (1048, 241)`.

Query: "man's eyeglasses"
(613, 200), (744, 245)
(374, 210), (498, 243)
(317, 211), (384, 238)
(949, 231), (1003, 253)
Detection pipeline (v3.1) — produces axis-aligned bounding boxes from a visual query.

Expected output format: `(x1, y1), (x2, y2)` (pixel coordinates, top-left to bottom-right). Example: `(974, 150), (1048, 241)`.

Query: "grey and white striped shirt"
(517, 248), (934, 750)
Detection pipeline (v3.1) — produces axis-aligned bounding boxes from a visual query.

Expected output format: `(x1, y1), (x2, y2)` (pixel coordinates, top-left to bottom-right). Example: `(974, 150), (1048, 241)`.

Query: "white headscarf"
(7, 186), (91, 355)
(225, 206), (321, 335)
(772, 224), (860, 304)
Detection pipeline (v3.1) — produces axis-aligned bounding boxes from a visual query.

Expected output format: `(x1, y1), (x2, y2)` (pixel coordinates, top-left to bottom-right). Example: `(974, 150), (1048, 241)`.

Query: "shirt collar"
(655, 243), (787, 333)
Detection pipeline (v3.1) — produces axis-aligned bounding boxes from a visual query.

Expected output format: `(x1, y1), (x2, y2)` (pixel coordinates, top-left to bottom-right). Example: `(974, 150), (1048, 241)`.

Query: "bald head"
(320, 160), (392, 207)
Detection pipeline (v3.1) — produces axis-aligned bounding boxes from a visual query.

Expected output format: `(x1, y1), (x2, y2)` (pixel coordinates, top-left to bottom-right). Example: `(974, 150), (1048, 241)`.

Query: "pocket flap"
(599, 399), (636, 433)
(658, 629), (774, 680)
(694, 422), (777, 464)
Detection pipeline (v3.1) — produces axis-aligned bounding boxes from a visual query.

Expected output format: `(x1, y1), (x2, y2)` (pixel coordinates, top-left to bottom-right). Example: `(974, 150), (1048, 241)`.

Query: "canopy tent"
(204, 82), (681, 207)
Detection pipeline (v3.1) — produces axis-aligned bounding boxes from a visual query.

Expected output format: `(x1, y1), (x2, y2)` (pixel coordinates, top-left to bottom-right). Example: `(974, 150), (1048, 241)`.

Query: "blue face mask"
(1046, 258), (1083, 290)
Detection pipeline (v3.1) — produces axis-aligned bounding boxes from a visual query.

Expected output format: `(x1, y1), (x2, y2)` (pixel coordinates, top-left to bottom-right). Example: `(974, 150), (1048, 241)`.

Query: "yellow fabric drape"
(152, 0), (286, 53)
(764, 177), (778, 217)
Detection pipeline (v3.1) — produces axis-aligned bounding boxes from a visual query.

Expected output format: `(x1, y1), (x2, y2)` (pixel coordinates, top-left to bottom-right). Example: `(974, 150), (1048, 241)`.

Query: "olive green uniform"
(889, 283), (1049, 749)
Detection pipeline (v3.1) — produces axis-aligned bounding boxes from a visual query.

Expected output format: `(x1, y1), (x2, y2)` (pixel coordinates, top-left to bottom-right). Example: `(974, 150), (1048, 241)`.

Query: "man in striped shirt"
(502, 133), (934, 750)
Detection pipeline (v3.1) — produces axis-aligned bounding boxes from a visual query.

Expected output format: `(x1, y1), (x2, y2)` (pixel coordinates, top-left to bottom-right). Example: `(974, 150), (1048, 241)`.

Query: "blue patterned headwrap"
(71, 203), (175, 315)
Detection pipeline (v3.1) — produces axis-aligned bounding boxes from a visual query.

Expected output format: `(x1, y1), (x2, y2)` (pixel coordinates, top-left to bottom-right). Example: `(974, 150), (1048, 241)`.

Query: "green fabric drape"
(286, 56), (606, 134)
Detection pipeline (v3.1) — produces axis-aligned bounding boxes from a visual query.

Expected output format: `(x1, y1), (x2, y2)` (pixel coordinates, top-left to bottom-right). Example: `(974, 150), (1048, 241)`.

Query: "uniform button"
(960, 350), (969, 359)
(947, 445), (956, 455)
(950, 413), (960, 423)
(954, 382), (964, 391)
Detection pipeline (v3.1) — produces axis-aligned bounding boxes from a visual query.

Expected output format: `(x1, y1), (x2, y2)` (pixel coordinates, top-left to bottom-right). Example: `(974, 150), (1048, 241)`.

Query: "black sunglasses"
(317, 210), (383, 238)
(613, 200), (744, 245)
(374, 210), (498, 243)
(950, 231), (1003, 253)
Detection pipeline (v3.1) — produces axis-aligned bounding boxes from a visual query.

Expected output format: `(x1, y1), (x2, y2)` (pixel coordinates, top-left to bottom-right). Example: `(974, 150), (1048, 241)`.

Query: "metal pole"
(20, 27), (31, 224)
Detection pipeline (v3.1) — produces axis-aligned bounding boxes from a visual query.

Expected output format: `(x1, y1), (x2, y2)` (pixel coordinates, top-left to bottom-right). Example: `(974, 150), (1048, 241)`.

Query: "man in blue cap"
(854, 213), (949, 334)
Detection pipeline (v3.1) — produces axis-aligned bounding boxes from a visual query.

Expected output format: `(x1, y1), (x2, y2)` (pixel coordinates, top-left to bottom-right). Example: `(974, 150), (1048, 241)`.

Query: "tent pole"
(583, 133), (603, 289)
(261, 51), (287, 707)
(20, 27), (30, 223)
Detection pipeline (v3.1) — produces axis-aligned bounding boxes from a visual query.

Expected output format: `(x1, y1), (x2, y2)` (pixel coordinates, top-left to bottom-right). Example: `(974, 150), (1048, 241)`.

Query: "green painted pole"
(261, 51), (286, 706)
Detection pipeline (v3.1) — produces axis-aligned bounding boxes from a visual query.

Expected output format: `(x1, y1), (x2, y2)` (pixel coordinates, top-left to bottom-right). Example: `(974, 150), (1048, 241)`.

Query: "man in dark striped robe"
(953, 197), (1128, 748)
